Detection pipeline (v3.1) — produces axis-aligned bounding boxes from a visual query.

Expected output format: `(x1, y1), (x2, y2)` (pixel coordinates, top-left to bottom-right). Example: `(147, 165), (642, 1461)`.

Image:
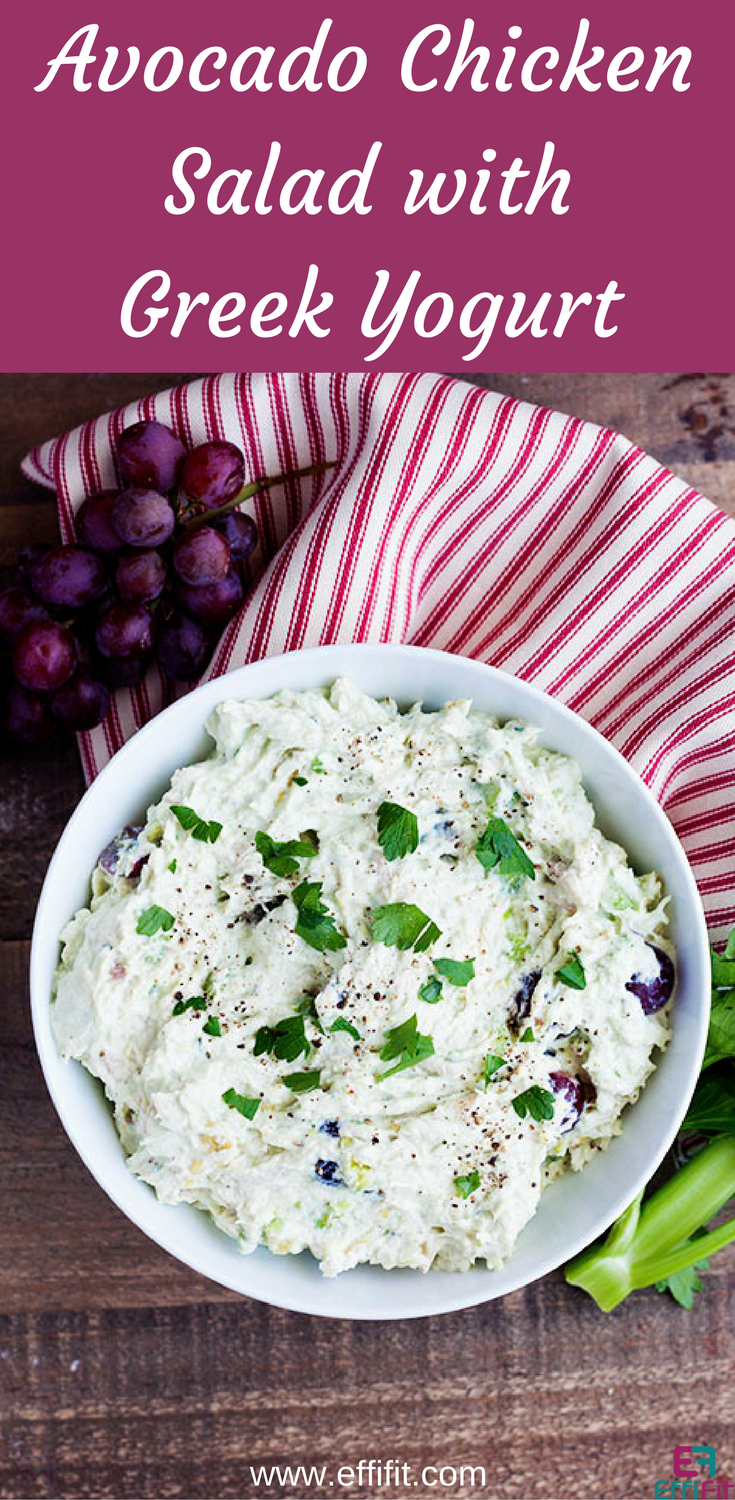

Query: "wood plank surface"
(1, 373), (733, 1500)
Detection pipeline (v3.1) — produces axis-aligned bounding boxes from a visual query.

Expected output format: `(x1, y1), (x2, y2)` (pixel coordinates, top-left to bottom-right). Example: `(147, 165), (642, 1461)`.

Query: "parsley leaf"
(520, 1027), (535, 1043)
(683, 1067), (735, 1135)
(330, 1017), (360, 1040)
(484, 1053), (506, 1087)
(167, 858), (177, 874)
(292, 775), (308, 787)
(172, 995), (206, 1016)
(434, 957), (475, 987)
(137, 904), (174, 936)
(202, 1016), (222, 1037)
(418, 974), (443, 1004)
(703, 943), (735, 1069)
(656, 1254), (710, 1310)
(413, 920), (442, 953)
(311, 757), (326, 774)
(454, 1169), (481, 1198)
(475, 818), (535, 881)
(555, 953), (586, 990)
(371, 903), (441, 952)
(377, 1014), (435, 1080)
(222, 1088), (260, 1120)
(703, 992), (735, 1071)
(296, 994), (324, 1033)
(292, 880), (347, 953)
(254, 1014), (310, 1063)
(170, 804), (222, 844)
(255, 829), (318, 878)
(683, 928), (735, 1131)
(283, 1069), (322, 1093)
(253, 1026), (274, 1056)
(512, 1085), (555, 1122)
(377, 801), (419, 861)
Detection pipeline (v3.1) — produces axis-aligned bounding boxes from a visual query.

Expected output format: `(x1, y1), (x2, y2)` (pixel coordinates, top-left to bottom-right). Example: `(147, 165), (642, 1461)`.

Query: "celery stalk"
(565, 1137), (735, 1311)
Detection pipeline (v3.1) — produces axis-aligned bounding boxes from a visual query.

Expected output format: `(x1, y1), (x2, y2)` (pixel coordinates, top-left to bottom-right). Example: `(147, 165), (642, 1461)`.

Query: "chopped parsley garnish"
(296, 994), (324, 1033)
(172, 994), (206, 1016)
(434, 957), (475, 987)
(202, 971), (216, 999)
(371, 903), (441, 953)
(310, 757), (326, 774)
(330, 1017), (360, 1041)
(377, 1014), (434, 1081)
(454, 1169), (481, 1198)
(283, 1069), (322, 1093)
(222, 1088), (260, 1120)
(170, 804), (222, 844)
(484, 1053), (506, 1087)
(254, 1014), (310, 1063)
(167, 858), (177, 874)
(292, 775), (308, 787)
(255, 829), (317, 878)
(512, 1085), (555, 1122)
(418, 974), (443, 1004)
(292, 880), (347, 952)
(520, 1026), (535, 1043)
(202, 1016), (222, 1037)
(475, 817), (535, 881)
(137, 904), (174, 936)
(417, 958), (474, 1001)
(555, 953), (587, 990)
(377, 801), (419, 861)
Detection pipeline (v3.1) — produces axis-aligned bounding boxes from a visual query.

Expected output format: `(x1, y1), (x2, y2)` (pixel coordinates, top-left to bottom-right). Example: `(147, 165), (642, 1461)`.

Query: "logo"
(654, 1447), (732, 1498)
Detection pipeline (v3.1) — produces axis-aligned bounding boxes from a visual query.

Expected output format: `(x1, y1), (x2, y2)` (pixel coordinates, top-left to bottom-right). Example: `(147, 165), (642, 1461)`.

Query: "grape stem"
(180, 461), (336, 531)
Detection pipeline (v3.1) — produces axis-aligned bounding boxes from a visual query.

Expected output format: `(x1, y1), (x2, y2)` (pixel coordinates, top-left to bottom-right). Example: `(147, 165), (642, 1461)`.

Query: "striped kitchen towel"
(22, 371), (735, 939)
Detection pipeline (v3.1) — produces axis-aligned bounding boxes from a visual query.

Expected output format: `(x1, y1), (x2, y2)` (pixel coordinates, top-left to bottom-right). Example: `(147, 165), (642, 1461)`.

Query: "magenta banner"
(4, 0), (731, 369)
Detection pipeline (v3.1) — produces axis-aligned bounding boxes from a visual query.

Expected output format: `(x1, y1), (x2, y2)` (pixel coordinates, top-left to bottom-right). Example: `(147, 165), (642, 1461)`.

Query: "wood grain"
(1, 374), (734, 1500)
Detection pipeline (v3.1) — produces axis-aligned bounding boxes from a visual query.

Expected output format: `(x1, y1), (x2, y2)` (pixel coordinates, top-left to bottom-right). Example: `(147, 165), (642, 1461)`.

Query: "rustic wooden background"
(1, 373), (734, 1500)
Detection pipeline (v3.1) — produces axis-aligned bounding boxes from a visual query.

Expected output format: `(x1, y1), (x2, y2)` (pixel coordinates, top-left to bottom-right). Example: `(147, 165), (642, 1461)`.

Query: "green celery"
(565, 1137), (735, 1311)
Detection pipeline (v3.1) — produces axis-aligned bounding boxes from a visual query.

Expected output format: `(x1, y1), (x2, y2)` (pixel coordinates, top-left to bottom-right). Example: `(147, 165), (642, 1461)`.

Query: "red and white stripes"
(22, 372), (735, 940)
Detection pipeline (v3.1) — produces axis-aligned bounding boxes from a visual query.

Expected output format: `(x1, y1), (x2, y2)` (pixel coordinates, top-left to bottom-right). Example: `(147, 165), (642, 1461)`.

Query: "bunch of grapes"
(1, 420), (323, 743)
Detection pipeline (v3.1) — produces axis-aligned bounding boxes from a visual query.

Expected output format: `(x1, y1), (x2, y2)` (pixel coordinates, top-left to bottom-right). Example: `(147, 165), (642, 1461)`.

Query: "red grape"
(112, 488), (175, 548)
(173, 526), (230, 586)
(31, 545), (108, 610)
(157, 611), (211, 681)
(116, 420), (186, 492)
(76, 492), (124, 555)
(116, 550), (167, 603)
(17, 544), (51, 583)
(625, 945), (675, 1015)
(215, 511), (257, 562)
(5, 682), (54, 743)
(180, 441), (245, 506)
(50, 666), (110, 729)
(13, 620), (77, 691)
(549, 1072), (587, 1134)
(98, 654), (151, 687)
(509, 970), (542, 1031)
(99, 826), (147, 878)
(0, 585), (48, 643)
(177, 567), (243, 624)
(95, 603), (155, 659)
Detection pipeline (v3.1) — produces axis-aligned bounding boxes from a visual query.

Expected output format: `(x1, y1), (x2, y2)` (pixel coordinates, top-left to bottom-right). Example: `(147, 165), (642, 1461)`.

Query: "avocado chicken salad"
(53, 678), (675, 1275)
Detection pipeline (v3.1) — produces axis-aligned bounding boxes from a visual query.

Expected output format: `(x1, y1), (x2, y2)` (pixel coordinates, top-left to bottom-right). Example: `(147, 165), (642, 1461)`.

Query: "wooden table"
(2, 374), (733, 1500)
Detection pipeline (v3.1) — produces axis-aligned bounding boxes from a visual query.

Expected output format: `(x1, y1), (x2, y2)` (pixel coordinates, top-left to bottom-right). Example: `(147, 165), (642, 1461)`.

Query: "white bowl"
(30, 645), (710, 1320)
